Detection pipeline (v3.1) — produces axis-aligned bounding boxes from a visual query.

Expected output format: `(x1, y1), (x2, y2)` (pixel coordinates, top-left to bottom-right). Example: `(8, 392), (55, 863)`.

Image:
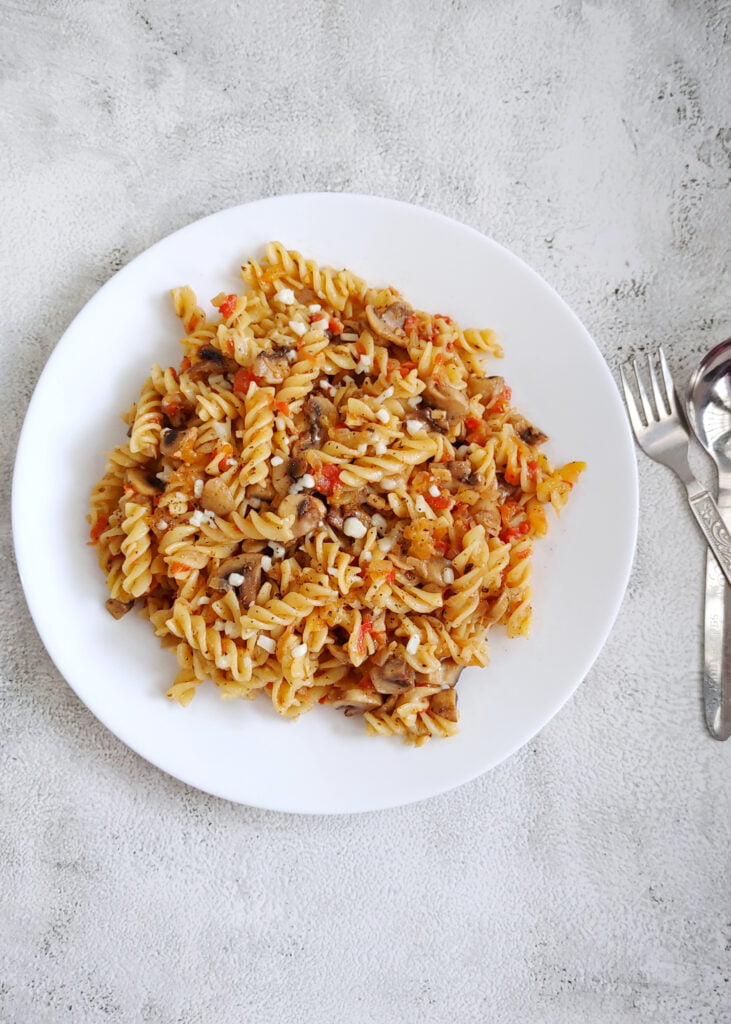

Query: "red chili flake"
(219, 294), (238, 319)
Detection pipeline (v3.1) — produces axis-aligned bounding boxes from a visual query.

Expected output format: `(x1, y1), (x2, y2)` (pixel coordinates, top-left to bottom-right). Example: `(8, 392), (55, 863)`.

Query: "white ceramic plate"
(13, 193), (637, 814)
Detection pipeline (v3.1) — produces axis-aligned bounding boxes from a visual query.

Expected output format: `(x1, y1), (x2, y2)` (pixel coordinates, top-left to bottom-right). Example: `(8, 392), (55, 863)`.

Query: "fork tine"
(648, 351), (668, 416)
(658, 346), (678, 415)
(620, 364), (644, 435)
(632, 359), (654, 424)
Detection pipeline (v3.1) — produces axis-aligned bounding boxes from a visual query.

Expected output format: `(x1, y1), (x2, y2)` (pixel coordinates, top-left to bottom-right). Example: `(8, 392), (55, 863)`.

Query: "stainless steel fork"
(620, 347), (731, 587)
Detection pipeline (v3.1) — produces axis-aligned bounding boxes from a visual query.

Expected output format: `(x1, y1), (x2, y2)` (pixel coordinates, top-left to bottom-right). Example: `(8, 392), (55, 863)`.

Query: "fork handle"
(687, 490), (731, 588)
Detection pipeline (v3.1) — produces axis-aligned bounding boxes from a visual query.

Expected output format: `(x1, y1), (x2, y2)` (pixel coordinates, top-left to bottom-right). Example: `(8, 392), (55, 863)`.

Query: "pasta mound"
(88, 242), (584, 745)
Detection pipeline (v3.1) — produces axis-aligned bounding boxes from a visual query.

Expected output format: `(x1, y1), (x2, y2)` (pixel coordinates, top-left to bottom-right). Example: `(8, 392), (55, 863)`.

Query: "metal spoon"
(687, 337), (731, 740)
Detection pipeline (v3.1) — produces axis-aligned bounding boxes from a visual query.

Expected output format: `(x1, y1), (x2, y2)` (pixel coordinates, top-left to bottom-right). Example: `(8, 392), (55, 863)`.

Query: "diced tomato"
(500, 522), (530, 543)
(219, 293), (238, 319)
(312, 464), (341, 495)
(357, 675), (376, 692)
(233, 368), (257, 393)
(526, 460), (538, 479)
(88, 516), (108, 545)
(403, 315), (419, 333)
(273, 399), (290, 416)
(162, 396), (182, 419)
(425, 490), (453, 512)
(500, 500), (522, 525)
(180, 356), (191, 372)
(328, 317), (344, 334)
(399, 361), (416, 378)
(355, 619), (375, 655)
(465, 416), (482, 432)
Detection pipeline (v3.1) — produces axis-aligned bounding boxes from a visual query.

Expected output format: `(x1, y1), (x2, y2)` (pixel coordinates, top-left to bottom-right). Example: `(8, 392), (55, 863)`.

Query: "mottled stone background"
(2, 1), (730, 1022)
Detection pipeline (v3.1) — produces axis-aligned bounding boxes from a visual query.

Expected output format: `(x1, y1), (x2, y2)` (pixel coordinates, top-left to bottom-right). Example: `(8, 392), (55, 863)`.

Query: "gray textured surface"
(2, 1), (731, 1022)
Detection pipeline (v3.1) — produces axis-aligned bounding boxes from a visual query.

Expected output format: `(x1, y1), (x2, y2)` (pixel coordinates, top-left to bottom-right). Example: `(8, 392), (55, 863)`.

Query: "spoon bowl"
(687, 337), (731, 470)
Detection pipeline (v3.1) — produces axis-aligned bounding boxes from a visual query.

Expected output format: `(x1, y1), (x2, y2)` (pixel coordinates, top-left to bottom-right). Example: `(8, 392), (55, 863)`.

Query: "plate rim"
(12, 191), (639, 813)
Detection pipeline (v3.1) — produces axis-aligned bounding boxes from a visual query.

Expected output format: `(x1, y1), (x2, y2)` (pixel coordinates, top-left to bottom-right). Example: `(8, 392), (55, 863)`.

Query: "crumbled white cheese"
(357, 444), (368, 455)
(408, 396), (423, 408)
(361, 550), (372, 563)
(193, 479), (204, 498)
(196, 596), (210, 606)
(341, 375), (355, 386)
(381, 478), (400, 491)
(406, 634), (420, 655)
(380, 386), (394, 401)
(308, 303), (321, 313)
(224, 622), (238, 638)
(227, 572), (245, 586)
(341, 332), (359, 341)
(343, 516), (368, 539)
(216, 654), (231, 669)
(406, 419), (424, 435)
(371, 513), (388, 533)
(355, 358), (372, 374)
(156, 465), (173, 482)
(157, 519), (168, 530)
(256, 634), (277, 654)
(324, 364), (335, 374)
(274, 287), (295, 305)
(428, 484), (441, 498)
(311, 317), (329, 333)
(300, 473), (315, 488)
(271, 455), (284, 467)
(378, 534), (396, 552)
(374, 440), (387, 456)
(320, 380), (334, 394)
(289, 319), (307, 337)
(376, 408), (390, 424)
(275, 416), (286, 432)
(443, 567), (455, 585)
(189, 509), (215, 528)
(292, 642), (308, 658)
(270, 542), (286, 560)
(261, 555), (273, 572)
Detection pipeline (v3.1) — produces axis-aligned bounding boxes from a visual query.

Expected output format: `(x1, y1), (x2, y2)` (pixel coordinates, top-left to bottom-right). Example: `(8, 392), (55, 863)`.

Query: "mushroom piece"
(512, 415), (548, 446)
(201, 478), (236, 517)
(406, 556), (450, 586)
(444, 460), (474, 484)
(247, 480), (275, 503)
(439, 660), (462, 689)
(365, 301), (413, 345)
(370, 655), (416, 695)
(210, 553), (263, 605)
(429, 688), (458, 722)
(331, 688), (383, 716)
(160, 426), (198, 458)
(105, 598), (134, 619)
(187, 346), (238, 379)
(252, 349), (290, 384)
(421, 380), (469, 426)
(298, 394), (337, 450)
(162, 391), (194, 428)
(127, 467), (165, 496)
(277, 494), (326, 537)
(468, 375), (505, 403)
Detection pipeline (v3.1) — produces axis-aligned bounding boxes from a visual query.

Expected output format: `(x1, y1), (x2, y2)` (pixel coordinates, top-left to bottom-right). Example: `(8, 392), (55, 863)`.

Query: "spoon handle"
(703, 533), (731, 740)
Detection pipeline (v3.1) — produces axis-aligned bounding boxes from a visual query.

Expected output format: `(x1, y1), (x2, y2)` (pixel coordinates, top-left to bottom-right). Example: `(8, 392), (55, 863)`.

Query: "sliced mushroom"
(210, 553), (263, 605)
(277, 494), (326, 537)
(201, 478), (236, 517)
(365, 301), (413, 345)
(252, 349), (290, 384)
(331, 688), (383, 716)
(298, 394), (337, 450)
(288, 454), (308, 480)
(444, 460), (474, 484)
(127, 467), (165, 496)
(105, 598), (134, 619)
(422, 381), (469, 425)
(406, 556), (450, 585)
(160, 426), (198, 458)
(513, 415), (548, 446)
(429, 688), (458, 722)
(439, 660), (462, 689)
(468, 375), (505, 403)
(187, 346), (238, 379)
(247, 480), (275, 503)
(412, 405), (448, 435)
(370, 655), (415, 695)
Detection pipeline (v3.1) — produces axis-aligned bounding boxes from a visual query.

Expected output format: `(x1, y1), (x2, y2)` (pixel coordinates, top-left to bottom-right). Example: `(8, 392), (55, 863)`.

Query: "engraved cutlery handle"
(687, 490), (731, 588)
